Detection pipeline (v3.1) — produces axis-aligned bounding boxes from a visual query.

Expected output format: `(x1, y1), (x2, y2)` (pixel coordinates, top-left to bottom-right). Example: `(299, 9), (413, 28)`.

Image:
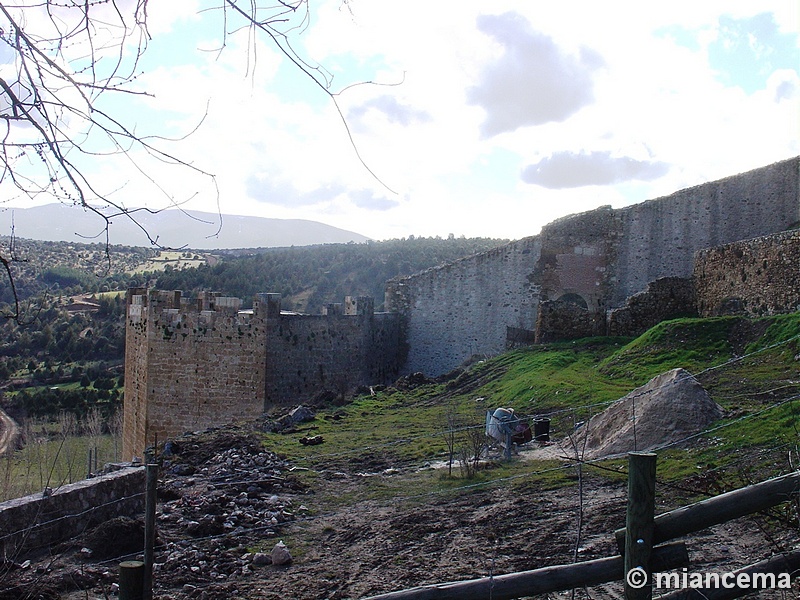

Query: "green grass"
(598, 317), (745, 380)
(260, 313), (800, 508)
(745, 312), (800, 353)
(1, 433), (122, 502)
(474, 339), (634, 410)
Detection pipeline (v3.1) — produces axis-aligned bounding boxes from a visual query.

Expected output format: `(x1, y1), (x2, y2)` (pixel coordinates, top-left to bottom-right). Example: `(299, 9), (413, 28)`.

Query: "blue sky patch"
(708, 13), (798, 93)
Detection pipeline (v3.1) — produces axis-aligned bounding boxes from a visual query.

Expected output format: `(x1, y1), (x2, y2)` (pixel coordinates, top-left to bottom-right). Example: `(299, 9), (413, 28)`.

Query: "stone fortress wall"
(123, 290), (401, 460)
(124, 290), (269, 460)
(265, 295), (403, 405)
(694, 229), (800, 318)
(384, 237), (542, 376)
(386, 157), (799, 375)
(124, 157), (799, 458)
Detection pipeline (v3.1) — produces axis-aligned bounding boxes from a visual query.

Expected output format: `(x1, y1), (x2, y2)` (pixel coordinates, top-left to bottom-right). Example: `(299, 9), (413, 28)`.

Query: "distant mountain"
(0, 204), (370, 249)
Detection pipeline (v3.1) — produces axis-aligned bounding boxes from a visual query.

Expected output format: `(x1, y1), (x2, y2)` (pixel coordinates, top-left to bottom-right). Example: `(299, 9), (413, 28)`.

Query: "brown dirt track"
(3, 425), (799, 600)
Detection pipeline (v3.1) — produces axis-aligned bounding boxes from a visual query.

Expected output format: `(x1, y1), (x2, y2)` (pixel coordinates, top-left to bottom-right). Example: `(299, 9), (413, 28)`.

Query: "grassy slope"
(261, 313), (800, 503)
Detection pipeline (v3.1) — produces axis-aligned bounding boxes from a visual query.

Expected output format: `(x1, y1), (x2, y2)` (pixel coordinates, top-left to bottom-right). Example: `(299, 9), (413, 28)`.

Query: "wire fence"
(1, 330), (798, 597)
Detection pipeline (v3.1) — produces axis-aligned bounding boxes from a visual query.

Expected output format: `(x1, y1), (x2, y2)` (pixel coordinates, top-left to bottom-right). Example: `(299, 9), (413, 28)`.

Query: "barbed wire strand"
(3, 327), (799, 595)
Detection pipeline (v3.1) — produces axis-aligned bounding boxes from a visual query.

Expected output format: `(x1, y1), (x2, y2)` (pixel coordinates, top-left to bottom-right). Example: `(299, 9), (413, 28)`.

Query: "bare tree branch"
(0, 1), (397, 321)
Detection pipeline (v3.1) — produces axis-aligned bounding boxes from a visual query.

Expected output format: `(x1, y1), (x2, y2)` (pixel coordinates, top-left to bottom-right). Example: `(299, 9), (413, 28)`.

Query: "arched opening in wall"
(556, 293), (589, 310)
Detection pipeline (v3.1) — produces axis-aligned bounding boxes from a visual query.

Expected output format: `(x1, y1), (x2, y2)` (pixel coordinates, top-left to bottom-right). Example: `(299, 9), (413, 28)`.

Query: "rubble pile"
(144, 431), (310, 595)
(1, 426), (312, 600)
(109, 430), (309, 596)
(154, 429), (309, 577)
(577, 368), (724, 459)
(159, 448), (305, 539)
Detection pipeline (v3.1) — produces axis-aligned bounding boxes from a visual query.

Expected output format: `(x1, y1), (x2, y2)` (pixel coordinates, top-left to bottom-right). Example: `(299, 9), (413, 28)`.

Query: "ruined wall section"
(535, 205), (621, 312)
(388, 158), (798, 372)
(265, 296), (402, 403)
(607, 277), (696, 337)
(123, 290), (268, 460)
(385, 238), (542, 375)
(694, 230), (800, 317)
(534, 300), (605, 343)
(612, 157), (799, 307)
(122, 288), (150, 462)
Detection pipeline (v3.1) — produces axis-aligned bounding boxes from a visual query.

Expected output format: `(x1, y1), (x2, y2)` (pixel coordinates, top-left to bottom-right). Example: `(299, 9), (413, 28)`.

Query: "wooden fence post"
(119, 560), (144, 600)
(614, 470), (800, 551)
(143, 460), (158, 600)
(624, 452), (657, 600)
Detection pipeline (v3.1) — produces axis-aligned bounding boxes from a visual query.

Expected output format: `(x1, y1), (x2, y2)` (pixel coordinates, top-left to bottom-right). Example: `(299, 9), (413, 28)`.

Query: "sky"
(3, 0), (800, 243)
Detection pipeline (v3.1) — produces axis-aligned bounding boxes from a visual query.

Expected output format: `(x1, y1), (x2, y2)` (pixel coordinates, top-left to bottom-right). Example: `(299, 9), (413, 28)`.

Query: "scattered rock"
(271, 541), (292, 566)
(394, 372), (434, 390)
(299, 434), (324, 446)
(262, 405), (317, 433)
(252, 552), (271, 566)
(168, 463), (196, 476)
(288, 405), (315, 423)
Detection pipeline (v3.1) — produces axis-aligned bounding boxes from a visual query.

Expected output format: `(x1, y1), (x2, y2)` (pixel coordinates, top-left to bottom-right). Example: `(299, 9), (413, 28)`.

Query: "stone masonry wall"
(390, 157), (799, 376)
(534, 205), (620, 313)
(124, 291), (403, 460)
(123, 290), (268, 460)
(694, 230), (800, 317)
(124, 159), (800, 447)
(0, 467), (144, 558)
(534, 299), (605, 343)
(265, 295), (402, 403)
(385, 237), (542, 375)
(123, 288), (150, 463)
(611, 158), (799, 306)
(537, 277), (697, 341)
(607, 277), (697, 337)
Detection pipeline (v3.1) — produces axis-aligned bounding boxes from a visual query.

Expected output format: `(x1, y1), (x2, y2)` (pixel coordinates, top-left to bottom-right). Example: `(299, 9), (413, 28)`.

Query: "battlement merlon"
(254, 293), (282, 319)
(345, 296), (375, 316)
(126, 289), (378, 320)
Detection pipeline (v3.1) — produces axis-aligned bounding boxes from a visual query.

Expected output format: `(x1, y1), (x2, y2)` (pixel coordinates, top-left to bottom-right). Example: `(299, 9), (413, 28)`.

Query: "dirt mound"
(82, 516), (144, 560)
(579, 368), (724, 459)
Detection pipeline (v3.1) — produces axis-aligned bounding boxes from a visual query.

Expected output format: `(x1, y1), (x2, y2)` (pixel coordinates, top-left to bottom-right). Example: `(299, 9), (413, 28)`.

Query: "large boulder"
(578, 368), (723, 460)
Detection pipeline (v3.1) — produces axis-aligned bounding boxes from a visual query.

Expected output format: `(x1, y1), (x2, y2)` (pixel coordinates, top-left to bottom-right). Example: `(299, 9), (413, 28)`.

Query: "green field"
(256, 313), (800, 501)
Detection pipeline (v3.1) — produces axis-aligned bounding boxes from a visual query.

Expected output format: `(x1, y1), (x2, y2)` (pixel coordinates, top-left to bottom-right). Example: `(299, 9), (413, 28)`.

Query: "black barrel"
(533, 418), (551, 442)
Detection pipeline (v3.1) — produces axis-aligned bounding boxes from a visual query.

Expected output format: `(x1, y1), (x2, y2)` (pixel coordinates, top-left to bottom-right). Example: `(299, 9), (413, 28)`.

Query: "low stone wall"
(694, 230), (800, 317)
(607, 277), (696, 337)
(0, 466), (144, 558)
(534, 299), (605, 343)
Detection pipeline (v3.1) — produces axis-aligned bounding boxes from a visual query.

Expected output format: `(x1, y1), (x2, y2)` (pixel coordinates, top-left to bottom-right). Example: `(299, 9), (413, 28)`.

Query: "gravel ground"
(2, 424), (799, 600)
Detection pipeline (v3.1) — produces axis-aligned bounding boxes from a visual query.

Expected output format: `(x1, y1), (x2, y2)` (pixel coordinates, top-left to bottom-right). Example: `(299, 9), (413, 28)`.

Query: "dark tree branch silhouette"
(0, 1), (214, 319)
(0, 1), (392, 321)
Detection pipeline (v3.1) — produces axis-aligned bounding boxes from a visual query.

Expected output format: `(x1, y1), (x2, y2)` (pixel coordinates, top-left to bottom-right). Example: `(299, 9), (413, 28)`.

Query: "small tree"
(457, 426), (487, 479)
(442, 400), (461, 476)
(83, 406), (104, 474)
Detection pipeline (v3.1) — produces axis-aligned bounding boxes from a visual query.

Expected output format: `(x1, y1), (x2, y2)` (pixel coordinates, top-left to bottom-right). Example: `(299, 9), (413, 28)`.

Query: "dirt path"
(0, 407), (19, 456)
(3, 426), (799, 600)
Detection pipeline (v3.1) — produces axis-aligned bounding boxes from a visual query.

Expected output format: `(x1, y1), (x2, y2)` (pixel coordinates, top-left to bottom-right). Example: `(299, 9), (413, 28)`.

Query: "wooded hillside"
(0, 235), (507, 420)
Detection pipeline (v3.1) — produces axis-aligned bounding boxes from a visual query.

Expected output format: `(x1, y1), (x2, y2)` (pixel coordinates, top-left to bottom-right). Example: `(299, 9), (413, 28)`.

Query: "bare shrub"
(457, 426), (487, 479)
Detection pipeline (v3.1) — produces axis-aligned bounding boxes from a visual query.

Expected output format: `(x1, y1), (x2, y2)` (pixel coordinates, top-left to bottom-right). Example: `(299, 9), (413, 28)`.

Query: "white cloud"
(3, 1), (797, 243)
(347, 95), (431, 130)
(467, 12), (604, 137)
(521, 152), (670, 189)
